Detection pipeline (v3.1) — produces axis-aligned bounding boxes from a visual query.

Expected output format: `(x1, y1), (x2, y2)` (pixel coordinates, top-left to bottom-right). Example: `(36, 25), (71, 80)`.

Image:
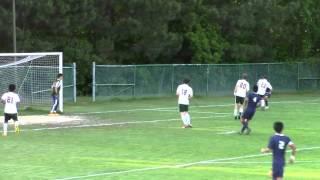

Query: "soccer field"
(1, 93), (320, 179)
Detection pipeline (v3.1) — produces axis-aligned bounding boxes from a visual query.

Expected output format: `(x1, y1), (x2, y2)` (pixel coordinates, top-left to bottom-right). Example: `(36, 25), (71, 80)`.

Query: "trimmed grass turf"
(1, 93), (320, 179)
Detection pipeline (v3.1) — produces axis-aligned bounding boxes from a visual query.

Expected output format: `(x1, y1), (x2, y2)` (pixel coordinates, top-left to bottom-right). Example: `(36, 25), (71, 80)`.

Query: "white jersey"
(234, 79), (250, 98)
(1, 92), (20, 114)
(176, 84), (193, 105)
(257, 78), (272, 95)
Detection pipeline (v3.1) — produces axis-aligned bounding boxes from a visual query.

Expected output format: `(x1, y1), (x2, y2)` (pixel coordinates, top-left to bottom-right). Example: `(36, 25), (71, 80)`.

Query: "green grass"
(1, 94), (320, 179)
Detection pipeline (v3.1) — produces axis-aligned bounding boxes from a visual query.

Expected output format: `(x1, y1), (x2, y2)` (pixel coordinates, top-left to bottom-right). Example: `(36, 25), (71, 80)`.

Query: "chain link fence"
(92, 62), (320, 100)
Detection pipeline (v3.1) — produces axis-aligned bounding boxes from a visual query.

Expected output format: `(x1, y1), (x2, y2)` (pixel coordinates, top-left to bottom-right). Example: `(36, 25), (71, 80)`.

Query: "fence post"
(171, 65), (174, 93)
(92, 62), (96, 102)
(297, 62), (300, 90)
(206, 64), (209, 96)
(73, 62), (77, 103)
(133, 65), (136, 97)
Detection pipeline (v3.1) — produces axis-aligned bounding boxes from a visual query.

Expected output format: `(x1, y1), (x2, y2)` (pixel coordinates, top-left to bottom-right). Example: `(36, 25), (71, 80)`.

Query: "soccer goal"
(0, 52), (63, 112)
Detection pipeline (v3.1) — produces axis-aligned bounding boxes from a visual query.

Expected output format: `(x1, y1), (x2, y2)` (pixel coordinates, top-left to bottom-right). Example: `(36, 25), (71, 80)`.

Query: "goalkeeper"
(49, 73), (63, 114)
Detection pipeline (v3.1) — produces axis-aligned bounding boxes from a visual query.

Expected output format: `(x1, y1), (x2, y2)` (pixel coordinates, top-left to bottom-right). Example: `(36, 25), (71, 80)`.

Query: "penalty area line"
(15, 115), (228, 132)
(54, 146), (320, 180)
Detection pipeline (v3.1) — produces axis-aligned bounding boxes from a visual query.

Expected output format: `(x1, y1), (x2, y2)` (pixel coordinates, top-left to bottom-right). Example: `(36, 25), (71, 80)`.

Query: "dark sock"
(241, 121), (248, 133)
(266, 100), (268, 106)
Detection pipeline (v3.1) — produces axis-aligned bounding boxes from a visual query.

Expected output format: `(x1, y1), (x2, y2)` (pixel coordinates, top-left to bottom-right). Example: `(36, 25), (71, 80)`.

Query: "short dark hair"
(253, 84), (258, 92)
(183, 78), (190, 84)
(273, 121), (284, 133)
(57, 73), (63, 78)
(242, 73), (248, 80)
(8, 84), (16, 92)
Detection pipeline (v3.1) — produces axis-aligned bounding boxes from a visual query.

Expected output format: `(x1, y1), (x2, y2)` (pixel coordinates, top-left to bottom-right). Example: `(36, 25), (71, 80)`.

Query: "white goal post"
(0, 52), (63, 112)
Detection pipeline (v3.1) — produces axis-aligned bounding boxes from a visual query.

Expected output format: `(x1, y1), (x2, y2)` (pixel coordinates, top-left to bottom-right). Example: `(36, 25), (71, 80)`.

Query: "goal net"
(0, 52), (63, 112)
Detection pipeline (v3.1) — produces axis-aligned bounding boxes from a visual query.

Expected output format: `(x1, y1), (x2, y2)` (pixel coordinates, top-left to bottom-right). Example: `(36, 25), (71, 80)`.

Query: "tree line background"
(0, 0), (320, 94)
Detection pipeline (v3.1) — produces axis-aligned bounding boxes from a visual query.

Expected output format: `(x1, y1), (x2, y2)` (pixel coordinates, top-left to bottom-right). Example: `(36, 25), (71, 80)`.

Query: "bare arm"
(261, 147), (272, 153)
(288, 143), (296, 163)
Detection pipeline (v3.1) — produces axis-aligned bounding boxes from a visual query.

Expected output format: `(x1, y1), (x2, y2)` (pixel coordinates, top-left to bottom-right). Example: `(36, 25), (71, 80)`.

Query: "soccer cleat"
(49, 112), (59, 116)
(265, 106), (269, 110)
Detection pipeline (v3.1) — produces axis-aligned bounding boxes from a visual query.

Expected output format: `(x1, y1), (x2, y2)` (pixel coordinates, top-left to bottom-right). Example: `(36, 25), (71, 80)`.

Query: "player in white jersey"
(176, 79), (193, 128)
(257, 76), (272, 109)
(1, 84), (21, 136)
(233, 73), (250, 119)
(50, 73), (63, 115)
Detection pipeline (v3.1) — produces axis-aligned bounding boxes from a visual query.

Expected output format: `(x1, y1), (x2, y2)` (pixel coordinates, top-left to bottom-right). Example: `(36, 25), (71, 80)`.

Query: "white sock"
(3, 123), (8, 135)
(234, 108), (238, 116)
(239, 107), (243, 116)
(185, 113), (191, 125)
(260, 99), (265, 107)
(181, 113), (187, 125)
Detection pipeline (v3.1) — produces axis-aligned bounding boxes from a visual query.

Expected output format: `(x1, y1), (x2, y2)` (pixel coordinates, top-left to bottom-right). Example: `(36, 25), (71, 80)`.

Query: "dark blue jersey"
(246, 92), (261, 112)
(268, 134), (292, 165)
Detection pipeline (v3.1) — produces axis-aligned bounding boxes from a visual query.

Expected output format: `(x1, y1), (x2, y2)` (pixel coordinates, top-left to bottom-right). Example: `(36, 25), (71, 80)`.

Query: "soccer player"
(50, 73), (63, 114)
(233, 73), (250, 120)
(176, 78), (193, 128)
(257, 75), (273, 109)
(239, 84), (261, 135)
(1, 84), (21, 136)
(261, 121), (296, 180)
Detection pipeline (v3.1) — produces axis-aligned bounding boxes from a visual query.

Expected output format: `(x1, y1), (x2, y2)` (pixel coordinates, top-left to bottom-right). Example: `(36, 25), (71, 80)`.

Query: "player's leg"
(272, 164), (284, 180)
(238, 97), (244, 119)
(259, 95), (266, 109)
(240, 114), (248, 134)
(233, 97), (238, 119)
(13, 114), (19, 133)
(179, 105), (187, 128)
(184, 105), (192, 127)
(2, 114), (10, 136)
(265, 95), (270, 109)
(50, 95), (58, 113)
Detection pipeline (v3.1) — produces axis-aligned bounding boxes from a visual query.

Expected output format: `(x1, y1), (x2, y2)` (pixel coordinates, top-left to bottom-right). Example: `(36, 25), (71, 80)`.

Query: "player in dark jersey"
(261, 121), (296, 180)
(239, 84), (261, 135)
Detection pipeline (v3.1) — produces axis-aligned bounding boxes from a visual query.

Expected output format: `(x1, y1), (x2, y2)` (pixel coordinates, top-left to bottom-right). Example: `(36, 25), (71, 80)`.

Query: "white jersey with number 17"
(234, 79), (250, 98)
(257, 78), (272, 95)
(176, 84), (193, 105)
(1, 92), (20, 114)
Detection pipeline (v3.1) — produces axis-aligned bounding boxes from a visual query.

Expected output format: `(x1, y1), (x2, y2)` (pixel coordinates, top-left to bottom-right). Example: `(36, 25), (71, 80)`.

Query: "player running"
(257, 75), (273, 110)
(239, 84), (261, 135)
(233, 73), (250, 120)
(261, 121), (296, 180)
(1, 84), (21, 136)
(176, 78), (193, 128)
(50, 73), (63, 115)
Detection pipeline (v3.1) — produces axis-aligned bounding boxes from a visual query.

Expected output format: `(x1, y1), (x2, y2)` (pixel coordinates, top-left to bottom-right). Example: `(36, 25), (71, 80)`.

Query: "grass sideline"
(1, 93), (320, 179)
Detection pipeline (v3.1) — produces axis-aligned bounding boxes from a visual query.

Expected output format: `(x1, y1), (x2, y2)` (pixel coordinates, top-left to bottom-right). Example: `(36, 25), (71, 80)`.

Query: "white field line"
(150, 109), (230, 115)
(73, 104), (234, 115)
(55, 146), (320, 180)
(12, 115), (228, 132)
(71, 99), (320, 115)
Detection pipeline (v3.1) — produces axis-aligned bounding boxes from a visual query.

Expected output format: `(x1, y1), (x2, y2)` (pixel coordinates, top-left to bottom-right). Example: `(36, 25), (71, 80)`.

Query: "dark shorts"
(4, 113), (18, 123)
(235, 96), (245, 104)
(265, 92), (271, 98)
(272, 163), (284, 179)
(242, 110), (255, 120)
(179, 104), (189, 112)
